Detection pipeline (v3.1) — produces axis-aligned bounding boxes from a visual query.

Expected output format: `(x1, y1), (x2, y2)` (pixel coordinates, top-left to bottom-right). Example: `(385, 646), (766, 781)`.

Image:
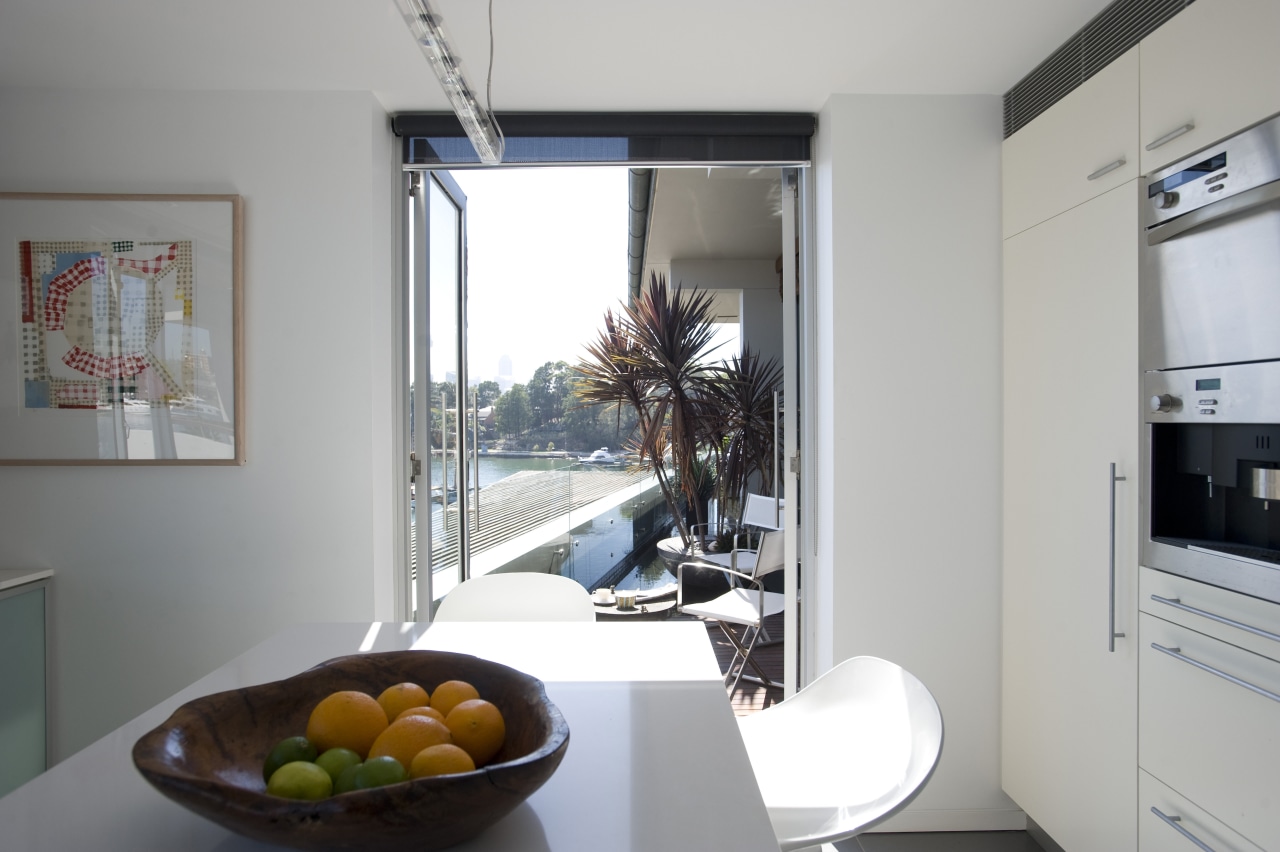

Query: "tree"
(528, 361), (570, 427)
(474, 380), (502, 408)
(494, 384), (531, 437)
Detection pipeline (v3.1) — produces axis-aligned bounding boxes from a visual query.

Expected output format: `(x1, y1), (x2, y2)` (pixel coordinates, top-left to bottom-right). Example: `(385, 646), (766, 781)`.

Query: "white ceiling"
(0, 0), (1113, 113)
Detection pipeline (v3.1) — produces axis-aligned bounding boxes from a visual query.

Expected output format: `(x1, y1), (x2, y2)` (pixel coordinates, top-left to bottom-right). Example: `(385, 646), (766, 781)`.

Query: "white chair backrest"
(742, 493), (783, 531)
(737, 656), (944, 850)
(432, 573), (596, 622)
(751, 529), (786, 581)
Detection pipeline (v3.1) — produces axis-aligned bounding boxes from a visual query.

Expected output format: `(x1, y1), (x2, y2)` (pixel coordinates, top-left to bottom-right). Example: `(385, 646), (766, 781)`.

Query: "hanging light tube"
(395, 0), (504, 164)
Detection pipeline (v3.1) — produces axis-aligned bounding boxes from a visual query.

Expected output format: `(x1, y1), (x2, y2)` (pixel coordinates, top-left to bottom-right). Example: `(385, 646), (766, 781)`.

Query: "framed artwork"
(0, 193), (243, 464)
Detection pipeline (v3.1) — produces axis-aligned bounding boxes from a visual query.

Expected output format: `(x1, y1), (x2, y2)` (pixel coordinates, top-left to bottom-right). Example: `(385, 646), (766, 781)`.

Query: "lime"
(334, 762), (363, 795)
(352, 755), (407, 789)
(263, 736), (317, 783)
(266, 760), (333, 800)
(315, 747), (362, 784)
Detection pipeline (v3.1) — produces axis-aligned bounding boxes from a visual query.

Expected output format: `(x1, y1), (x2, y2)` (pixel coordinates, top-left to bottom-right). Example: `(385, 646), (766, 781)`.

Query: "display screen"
(1195, 378), (1222, 391)
(1148, 153), (1228, 197)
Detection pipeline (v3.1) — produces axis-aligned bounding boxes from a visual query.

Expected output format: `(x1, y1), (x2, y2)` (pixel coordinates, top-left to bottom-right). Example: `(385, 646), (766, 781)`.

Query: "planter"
(655, 536), (730, 604)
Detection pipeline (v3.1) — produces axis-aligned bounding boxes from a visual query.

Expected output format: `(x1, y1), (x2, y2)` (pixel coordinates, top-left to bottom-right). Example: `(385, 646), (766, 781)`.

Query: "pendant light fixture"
(394, 0), (504, 164)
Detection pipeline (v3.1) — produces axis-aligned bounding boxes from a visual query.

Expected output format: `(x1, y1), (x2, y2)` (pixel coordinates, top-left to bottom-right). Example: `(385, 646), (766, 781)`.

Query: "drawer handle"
(1151, 807), (1217, 852)
(1146, 122), (1195, 151)
(1151, 595), (1280, 645)
(1151, 643), (1280, 705)
(1087, 158), (1126, 181)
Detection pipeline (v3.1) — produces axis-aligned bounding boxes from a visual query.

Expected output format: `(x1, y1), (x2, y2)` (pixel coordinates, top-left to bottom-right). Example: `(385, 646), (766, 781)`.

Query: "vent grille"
(1003, 0), (1195, 138)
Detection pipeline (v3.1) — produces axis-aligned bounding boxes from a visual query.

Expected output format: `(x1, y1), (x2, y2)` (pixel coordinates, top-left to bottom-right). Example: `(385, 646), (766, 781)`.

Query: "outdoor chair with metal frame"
(677, 528), (786, 691)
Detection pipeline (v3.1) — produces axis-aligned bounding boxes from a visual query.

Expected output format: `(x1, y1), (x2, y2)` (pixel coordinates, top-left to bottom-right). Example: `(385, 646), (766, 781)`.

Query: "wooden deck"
(682, 610), (785, 716)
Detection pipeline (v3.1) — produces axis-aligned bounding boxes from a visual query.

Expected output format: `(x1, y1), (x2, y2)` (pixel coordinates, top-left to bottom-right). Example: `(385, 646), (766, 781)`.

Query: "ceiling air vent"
(1004, 0), (1194, 138)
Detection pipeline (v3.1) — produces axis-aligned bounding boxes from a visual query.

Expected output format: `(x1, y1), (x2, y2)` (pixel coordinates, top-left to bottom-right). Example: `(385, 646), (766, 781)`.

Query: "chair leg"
(717, 621), (780, 692)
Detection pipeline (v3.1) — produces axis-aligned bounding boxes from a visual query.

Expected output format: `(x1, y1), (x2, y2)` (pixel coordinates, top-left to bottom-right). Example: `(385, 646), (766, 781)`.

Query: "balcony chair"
(432, 572), (596, 622)
(741, 492), (784, 532)
(737, 656), (944, 851)
(677, 528), (785, 690)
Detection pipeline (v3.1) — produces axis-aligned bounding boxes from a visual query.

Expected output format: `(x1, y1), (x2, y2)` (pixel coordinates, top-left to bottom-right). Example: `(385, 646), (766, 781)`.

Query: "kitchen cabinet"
(1138, 568), (1279, 851)
(1139, 0), (1280, 173)
(1001, 181), (1140, 851)
(1002, 46), (1138, 239)
(0, 571), (51, 798)
(1140, 771), (1266, 852)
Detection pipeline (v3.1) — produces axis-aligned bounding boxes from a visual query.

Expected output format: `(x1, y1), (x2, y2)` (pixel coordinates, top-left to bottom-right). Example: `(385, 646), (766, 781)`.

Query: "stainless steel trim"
(1253, 468), (1280, 500)
(1110, 463), (1127, 652)
(1150, 808), (1216, 852)
(1145, 122), (1195, 152)
(1151, 643), (1280, 705)
(1087, 158), (1126, 181)
(1150, 595), (1280, 644)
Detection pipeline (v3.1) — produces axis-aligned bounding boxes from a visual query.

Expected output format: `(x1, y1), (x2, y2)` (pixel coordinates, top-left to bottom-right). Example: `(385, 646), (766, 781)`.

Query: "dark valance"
(392, 112), (815, 167)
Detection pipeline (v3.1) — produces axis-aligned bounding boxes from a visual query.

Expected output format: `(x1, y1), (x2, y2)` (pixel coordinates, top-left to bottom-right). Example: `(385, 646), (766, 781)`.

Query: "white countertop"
(0, 620), (780, 852)
(0, 568), (52, 592)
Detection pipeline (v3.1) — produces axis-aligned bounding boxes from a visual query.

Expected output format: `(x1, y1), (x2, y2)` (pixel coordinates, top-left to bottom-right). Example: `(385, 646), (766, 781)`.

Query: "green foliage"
(474, 380), (502, 408)
(494, 384), (531, 437)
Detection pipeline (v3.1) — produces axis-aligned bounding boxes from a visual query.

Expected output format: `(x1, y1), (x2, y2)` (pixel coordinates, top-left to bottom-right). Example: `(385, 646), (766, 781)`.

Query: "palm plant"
(574, 273), (781, 550)
(575, 274), (721, 546)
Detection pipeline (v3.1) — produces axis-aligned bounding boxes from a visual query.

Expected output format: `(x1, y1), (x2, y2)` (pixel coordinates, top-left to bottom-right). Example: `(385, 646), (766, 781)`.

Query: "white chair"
(678, 529), (786, 690)
(741, 493), (784, 531)
(432, 572), (596, 622)
(737, 656), (944, 851)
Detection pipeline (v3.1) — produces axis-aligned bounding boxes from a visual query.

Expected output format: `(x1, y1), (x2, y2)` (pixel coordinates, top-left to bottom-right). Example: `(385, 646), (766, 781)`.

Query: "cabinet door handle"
(1109, 463), (1127, 652)
(1146, 122), (1195, 152)
(1151, 643), (1280, 705)
(1086, 158), (1126, 181)
(1151, 808), (1217, 852)
(1150, 595), (1280, 645)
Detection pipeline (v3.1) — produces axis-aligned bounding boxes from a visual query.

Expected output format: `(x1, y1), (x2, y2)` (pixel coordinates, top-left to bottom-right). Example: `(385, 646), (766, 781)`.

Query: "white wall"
(0, 88), (399, 761)
(814, 94), (1019, 830)
(669, 258), (783, 368)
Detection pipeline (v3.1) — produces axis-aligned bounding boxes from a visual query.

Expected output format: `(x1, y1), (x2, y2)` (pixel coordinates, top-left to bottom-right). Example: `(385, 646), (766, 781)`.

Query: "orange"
(396, 705), (445, 723)
(305, 691), (389, 759)
(429, 680), (480, 717)
(367, 715), (453, 770)
(377, 682), (431, 722)
(445, 699), (506, 767)
(409, 743), (476, 778)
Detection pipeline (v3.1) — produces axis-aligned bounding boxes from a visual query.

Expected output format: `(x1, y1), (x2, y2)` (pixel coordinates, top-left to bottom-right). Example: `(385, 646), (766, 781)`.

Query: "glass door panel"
(411, 172), (469, 619)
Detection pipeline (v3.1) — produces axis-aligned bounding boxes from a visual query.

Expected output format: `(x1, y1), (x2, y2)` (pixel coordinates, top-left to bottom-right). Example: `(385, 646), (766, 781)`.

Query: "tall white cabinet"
(1002, 181), (1140, 851)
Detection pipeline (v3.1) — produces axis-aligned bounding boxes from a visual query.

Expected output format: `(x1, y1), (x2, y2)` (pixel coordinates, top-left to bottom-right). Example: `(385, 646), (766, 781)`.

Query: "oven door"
(1141, 113), (1280, 372)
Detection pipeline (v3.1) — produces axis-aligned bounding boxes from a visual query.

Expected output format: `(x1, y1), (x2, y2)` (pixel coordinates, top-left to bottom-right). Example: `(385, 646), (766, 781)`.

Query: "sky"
(451, 166), (629, 386)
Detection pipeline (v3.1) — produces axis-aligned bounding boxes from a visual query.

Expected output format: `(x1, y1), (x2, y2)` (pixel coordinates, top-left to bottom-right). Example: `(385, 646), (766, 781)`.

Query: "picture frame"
(0, 193), (244, 465)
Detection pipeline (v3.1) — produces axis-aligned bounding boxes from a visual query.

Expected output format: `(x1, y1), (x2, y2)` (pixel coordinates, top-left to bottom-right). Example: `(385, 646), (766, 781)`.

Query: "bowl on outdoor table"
(132, 650), (569, 851)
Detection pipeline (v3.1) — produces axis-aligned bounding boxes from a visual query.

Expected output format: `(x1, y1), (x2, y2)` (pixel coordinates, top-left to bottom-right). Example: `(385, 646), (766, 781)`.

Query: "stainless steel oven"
(1141, 112), (1280, 604)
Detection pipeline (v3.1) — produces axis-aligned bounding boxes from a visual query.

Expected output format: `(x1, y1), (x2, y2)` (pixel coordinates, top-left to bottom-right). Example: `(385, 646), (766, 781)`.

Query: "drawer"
(1139, 613), (1279, 850)
(1141, 770), (1265, 852)
(1140, 567), (1280, 664)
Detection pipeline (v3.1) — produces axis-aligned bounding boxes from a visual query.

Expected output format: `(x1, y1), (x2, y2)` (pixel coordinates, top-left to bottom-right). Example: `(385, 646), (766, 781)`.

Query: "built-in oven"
(1141, 111), (1280, 605)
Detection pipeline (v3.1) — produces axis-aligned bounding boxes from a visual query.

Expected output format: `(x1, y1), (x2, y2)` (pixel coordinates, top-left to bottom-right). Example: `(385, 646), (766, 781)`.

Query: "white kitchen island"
(0, 620), (780, 851)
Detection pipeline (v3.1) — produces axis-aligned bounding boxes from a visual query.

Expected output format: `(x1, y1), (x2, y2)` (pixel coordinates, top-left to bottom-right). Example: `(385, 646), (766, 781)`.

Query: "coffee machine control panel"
(1144, 362), (1279, 424)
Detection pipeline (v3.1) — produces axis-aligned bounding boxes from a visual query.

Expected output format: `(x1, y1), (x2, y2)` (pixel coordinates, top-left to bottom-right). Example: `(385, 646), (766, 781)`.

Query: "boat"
(577, 447), (623, 465)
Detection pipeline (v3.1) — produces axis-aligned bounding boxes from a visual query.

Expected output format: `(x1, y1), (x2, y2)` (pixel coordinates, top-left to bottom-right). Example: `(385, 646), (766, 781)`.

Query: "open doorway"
(404, 161), (805, 698)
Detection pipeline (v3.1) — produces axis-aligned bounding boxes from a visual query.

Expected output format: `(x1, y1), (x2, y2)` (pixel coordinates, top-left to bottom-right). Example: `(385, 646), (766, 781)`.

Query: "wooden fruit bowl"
(132, 650), (569, 851)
